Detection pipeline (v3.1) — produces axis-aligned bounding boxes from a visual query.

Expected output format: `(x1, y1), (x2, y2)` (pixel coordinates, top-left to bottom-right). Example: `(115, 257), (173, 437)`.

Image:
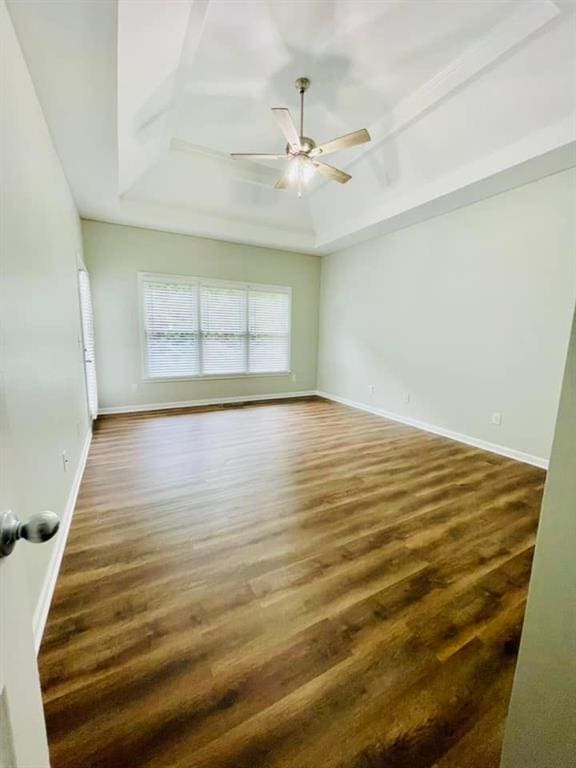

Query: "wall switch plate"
(491, 412), (502, 426)
(62, 450), (70, 472)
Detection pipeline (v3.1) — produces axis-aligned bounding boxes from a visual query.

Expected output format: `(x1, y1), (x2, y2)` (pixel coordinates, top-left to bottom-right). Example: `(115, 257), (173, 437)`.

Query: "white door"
(0, 544), (51, 767)
(78, 268), (98, 420)
(0, 397), (54, 766)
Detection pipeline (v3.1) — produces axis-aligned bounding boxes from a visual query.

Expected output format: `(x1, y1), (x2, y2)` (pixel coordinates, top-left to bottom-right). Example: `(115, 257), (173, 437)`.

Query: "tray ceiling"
(7, 0), (576, 253)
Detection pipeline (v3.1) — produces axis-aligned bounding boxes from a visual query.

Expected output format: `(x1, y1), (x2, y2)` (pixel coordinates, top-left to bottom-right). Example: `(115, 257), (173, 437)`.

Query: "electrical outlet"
(291, 373), (297, 382)
(368, 384), (375, 396)
(131, 383), (138, 393)
(403, 393), (411, 404)
(491, 412), (502, 426)
(62, 450), (70, 472)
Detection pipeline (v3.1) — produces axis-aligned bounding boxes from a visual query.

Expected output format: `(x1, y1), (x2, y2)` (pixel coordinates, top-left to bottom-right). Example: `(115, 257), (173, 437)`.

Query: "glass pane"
(248, 290), (290, 373)
(201, 286), (247, 374)
(144, 281), (199, 377)
(249, 291), (290, 335)
(249, 335), (290, 373)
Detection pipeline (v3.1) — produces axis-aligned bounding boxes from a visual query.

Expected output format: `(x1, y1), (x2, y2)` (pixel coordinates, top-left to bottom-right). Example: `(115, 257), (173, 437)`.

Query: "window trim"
(137, 272), (292, 382)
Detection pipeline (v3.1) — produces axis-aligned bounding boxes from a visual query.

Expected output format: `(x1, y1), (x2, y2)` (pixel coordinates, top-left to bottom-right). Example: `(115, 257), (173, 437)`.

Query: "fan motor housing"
(287, 136), (316, 155)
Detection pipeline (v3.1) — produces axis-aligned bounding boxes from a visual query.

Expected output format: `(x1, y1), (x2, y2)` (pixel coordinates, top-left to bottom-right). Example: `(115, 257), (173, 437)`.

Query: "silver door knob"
(0, 510), (60, 558)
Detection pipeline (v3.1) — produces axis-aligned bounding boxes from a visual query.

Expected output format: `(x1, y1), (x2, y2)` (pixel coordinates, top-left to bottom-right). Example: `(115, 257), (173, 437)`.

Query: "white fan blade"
(309, 128), (370, 157)
(312, 160), (351, 184)
(231, 153), (286, 160)
(271, 108), (301, 152)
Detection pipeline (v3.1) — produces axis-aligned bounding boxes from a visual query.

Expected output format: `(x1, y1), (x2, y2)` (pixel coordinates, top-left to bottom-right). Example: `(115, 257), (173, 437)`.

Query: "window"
(140, 273), (291, 379)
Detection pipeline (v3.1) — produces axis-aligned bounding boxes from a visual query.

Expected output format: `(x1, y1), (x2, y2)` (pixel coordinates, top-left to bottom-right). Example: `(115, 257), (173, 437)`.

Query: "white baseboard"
(316, 390), (549, 469)
(98, 390), (317, 416)
(33, 427), (92, 654)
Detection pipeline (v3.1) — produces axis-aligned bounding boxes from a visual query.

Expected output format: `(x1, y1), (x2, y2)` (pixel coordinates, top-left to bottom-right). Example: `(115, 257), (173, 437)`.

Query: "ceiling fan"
(231, 77), (371, 196)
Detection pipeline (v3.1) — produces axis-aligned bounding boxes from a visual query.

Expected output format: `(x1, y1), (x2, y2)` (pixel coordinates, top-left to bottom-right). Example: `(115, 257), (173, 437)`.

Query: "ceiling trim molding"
(162, 0), (211, 150)
(118, 0), (211, 197)
(80, 197), (317, 255)
(310, 0), (562, 193)
(374, 0), (561, 142)
(314, 117), (576, 253)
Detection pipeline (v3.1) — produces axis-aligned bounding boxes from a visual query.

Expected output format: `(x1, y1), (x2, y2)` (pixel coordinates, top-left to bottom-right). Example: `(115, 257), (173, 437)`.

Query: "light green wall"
(1, 1), (90, 620)
(501, 305), (576, 767)
(318, 169), (576, 462)
(82, 220), (321, 410)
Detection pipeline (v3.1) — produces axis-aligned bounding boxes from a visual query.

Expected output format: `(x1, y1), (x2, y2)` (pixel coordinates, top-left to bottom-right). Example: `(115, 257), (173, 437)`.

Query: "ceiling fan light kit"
(231, 77), (371, 196)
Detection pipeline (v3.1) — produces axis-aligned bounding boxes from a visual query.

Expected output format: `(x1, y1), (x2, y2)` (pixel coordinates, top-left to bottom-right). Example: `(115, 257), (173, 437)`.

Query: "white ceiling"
(7, 0), (576, 254)
(171, 0), (517, 153)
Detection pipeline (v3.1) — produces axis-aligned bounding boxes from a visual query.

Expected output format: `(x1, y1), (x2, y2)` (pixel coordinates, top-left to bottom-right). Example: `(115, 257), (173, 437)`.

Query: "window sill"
(142, 372), (292, 384)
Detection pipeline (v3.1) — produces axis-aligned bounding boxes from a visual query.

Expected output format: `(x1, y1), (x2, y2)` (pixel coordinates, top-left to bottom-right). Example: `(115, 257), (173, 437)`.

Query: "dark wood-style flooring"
(39, 397), (544, 768)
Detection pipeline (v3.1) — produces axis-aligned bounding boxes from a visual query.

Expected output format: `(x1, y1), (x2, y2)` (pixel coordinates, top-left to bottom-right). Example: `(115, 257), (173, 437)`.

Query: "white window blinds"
(201, 285), (246, 375)
(249, 290), (291, 373)
(141, 274), (291, 379)
(143, 280), (199, 378)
